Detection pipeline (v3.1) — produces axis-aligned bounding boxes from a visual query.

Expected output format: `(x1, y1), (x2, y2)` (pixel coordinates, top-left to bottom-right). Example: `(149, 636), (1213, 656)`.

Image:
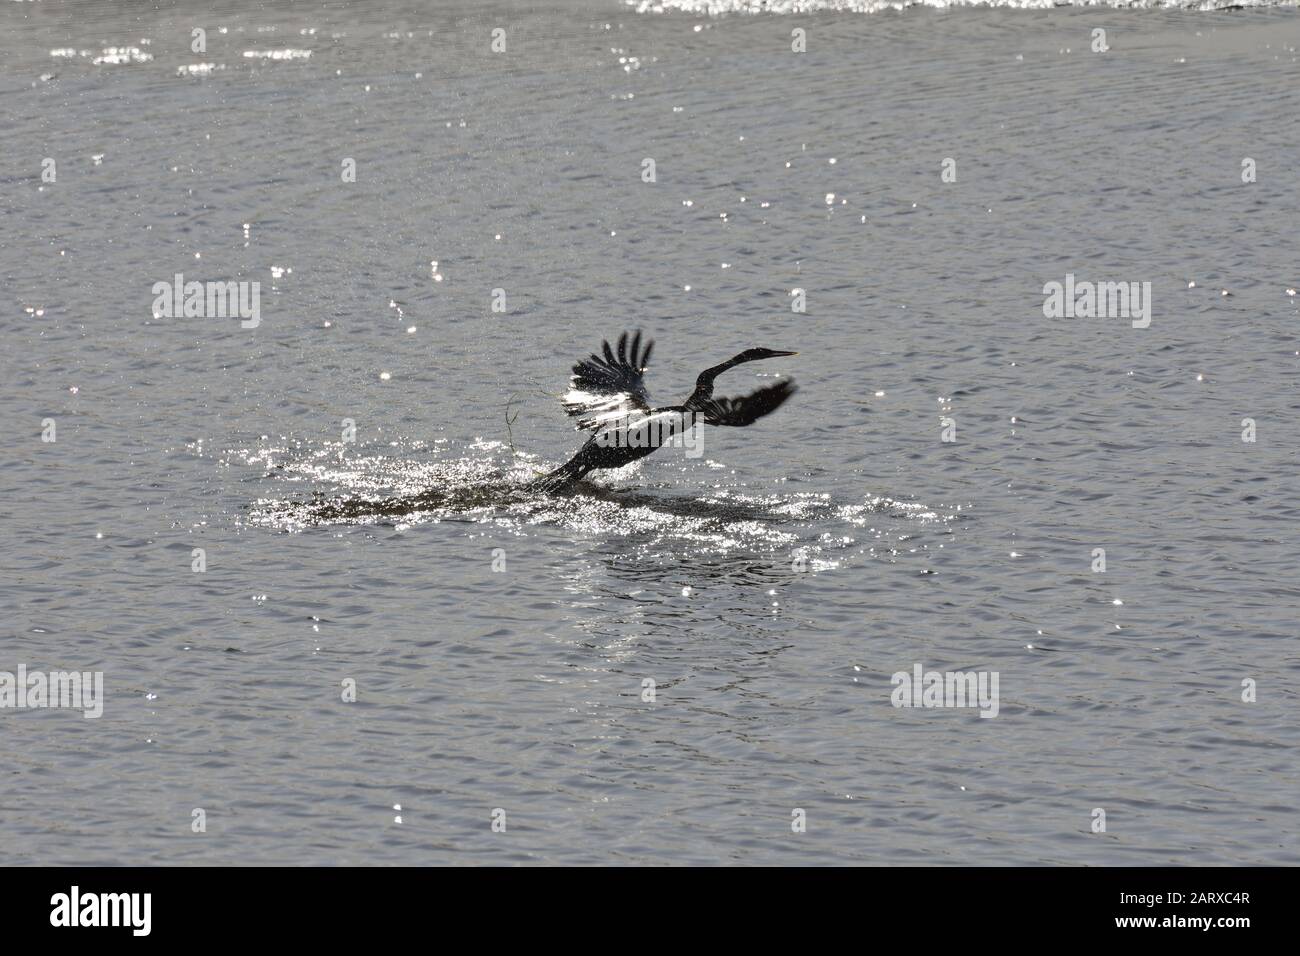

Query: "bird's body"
(531, 331), (797, 491)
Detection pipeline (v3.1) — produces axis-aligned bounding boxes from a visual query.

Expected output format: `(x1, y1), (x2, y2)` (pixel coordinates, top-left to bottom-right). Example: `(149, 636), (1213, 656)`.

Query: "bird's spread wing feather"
(696, 380), (797, 427)
(561, 331), (655, 430)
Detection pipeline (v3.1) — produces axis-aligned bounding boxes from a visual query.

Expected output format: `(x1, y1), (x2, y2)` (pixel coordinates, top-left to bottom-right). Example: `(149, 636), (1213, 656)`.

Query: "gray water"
(2, 0), (1298, 865)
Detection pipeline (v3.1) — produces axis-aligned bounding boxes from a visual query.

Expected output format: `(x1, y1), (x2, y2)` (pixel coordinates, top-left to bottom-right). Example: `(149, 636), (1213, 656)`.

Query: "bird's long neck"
(686, 354), (747, 405)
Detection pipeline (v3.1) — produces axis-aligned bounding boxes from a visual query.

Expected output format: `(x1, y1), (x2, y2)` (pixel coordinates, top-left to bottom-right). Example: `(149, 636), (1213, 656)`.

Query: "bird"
(530, 330), (797, 491)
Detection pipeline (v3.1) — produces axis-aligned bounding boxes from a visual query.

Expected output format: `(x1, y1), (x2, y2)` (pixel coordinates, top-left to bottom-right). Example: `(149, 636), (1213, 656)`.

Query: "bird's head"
(737, 347), (798, 363)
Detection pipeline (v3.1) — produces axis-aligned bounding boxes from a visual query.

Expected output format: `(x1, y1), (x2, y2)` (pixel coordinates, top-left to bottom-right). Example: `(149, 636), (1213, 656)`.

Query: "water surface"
(2, 0), (1298, 865)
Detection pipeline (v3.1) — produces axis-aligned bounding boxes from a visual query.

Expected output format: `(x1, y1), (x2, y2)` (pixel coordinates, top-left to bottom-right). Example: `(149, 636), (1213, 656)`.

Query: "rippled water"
(2, 0), (1298, 865)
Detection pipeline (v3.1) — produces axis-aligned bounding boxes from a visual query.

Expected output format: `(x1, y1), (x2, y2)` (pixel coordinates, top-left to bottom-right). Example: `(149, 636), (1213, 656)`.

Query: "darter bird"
(531, 330), (797, 491)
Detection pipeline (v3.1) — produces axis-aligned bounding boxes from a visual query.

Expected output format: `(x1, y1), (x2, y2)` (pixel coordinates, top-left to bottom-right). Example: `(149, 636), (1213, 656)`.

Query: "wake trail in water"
(229, 438), (961, 568)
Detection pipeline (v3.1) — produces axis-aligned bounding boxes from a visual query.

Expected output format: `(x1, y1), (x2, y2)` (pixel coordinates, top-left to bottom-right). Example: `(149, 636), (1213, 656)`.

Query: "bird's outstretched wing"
(696, 380), (797, 427)
(561, 330), (655, 430)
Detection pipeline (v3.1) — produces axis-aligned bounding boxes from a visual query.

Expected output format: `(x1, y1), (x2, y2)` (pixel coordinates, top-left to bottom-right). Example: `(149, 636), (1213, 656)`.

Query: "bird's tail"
(528, 457), (587, 493)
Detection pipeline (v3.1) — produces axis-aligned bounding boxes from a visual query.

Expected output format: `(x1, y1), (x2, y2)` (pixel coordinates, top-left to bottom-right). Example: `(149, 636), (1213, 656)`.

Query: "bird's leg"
(529, 454), (590, 492)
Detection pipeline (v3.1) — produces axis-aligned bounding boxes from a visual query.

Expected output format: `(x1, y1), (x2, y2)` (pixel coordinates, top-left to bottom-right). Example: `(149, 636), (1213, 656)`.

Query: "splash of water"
(233, 437), (960, 568)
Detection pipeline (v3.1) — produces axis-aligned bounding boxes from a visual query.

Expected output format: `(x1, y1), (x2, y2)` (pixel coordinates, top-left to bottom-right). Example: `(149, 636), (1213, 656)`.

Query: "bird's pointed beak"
(775, 350), (798, 356)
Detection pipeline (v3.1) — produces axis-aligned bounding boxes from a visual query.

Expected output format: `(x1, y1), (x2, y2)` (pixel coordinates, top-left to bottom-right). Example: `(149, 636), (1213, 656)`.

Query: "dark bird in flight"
(531, 330), (797, 491)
